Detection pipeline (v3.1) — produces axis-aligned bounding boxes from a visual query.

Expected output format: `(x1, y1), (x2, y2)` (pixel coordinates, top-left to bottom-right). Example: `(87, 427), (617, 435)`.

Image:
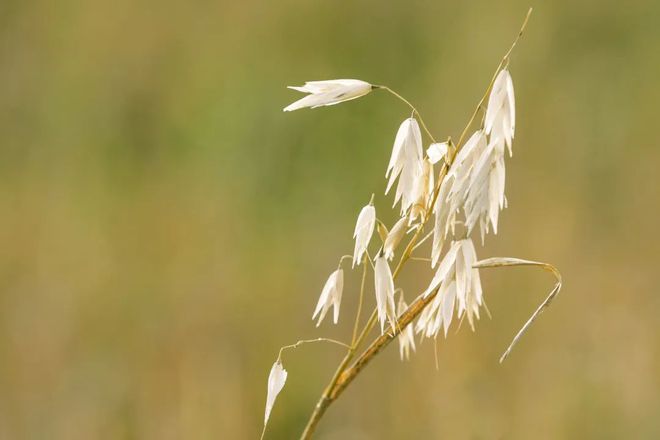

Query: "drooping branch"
(473, 257), (563, 363)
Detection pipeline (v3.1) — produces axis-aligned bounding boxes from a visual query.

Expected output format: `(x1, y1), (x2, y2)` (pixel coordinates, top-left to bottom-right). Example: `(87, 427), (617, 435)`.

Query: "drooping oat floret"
(463, 137), (507, 241)
(448, 130), (489, 208)
(312, 269), (344, 326)
(485, 69), (515, 155)
(385, 118), (424, 215)
(283, 79), (373, 112)
(426, 141), (449, 165)
(383, 217), (408, 261)
(352, 199), (376, 267)
(431, 175), (454, 267)
(416, 238), (483, 338)
(409, 158), (434, 224)
(374, 254), (397, 333)
(397, 295), (416, 361)
(264, 360), (288, 427)
(430, 130), (487, 265)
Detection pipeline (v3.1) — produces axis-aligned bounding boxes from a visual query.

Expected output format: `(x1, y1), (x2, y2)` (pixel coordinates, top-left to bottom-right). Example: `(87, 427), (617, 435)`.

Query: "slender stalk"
(472, 257), (562, 363)
(299, 308), (378, 439)
(330, 286), (441, 400)
(412, 229), (433, 252)
(351, 259), (369, 345)
(376, 86), (437, 143)
(410, 256), (432, 263)
(455, 7), (532, 148)
(278, 338), (352, 360)
(301, 210), (432, 439)
(300, 9), (533, 438)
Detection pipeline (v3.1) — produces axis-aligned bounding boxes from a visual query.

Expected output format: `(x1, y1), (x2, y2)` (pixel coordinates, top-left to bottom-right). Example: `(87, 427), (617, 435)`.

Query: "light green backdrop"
(0, 0), (658, 438)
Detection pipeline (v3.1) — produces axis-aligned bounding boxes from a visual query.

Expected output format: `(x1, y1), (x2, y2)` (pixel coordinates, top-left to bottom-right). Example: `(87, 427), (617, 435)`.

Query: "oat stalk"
(264, 7), (561, 439)
(298, 8), (536, 439)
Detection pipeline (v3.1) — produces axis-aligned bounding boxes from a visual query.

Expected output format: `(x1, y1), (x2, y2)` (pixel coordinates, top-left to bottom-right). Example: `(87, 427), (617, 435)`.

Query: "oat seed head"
(274, 11), (564, 436)
(352, 201), (376, 267)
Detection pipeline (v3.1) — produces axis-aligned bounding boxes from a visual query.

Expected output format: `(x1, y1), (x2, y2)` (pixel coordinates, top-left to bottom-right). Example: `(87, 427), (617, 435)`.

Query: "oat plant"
(261, 9), (562, 439)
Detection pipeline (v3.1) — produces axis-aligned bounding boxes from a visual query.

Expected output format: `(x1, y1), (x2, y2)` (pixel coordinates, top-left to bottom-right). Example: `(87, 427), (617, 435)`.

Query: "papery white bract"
(427, 142), (449, 165)
(383, 217), (408, 261)
(352, 201), (376, 267)
(409, 158), (434, 224)
(463, 137), (507, 241)
(416, 279), (457, 339)
(416, 238), (483, 338)
(431, 128), (508, 248)
(283, 79), (373, 112)
(456, 238), (483, 330)
(423, 240), (462, 298)
(485, 69), (515, 154)
(264, 360), (288, 427)
(431, 175), (457, 267)
(374, 255), (397, 333)
(386, 118), (424, 214)
(397, 295), (416, 360)
(447, 130), (488, 207)
(312, 269), (344, 326)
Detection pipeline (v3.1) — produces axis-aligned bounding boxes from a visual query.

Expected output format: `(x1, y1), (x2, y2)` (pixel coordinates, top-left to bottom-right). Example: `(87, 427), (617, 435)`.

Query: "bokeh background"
(1, 0), (659, 438)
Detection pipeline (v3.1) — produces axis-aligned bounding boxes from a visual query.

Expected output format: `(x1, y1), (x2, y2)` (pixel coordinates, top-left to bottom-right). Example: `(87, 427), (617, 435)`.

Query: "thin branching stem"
(473, 257), (562, 363)
(337, 255), (354, 268)
(299, 308), (378, 438)
(278, 338), (352, 361)
(265, 335), (355, 440)
(412, 229), (433, 252)
(455, 7), (532, 148)
(300, 198), (434, 439)
(376, 85), (437, 143)
(351, 258), (369, 345)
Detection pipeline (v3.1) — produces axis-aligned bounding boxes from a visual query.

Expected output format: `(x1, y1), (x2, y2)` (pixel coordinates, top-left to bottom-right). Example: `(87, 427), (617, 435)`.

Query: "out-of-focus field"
(0, 0), (659, 438)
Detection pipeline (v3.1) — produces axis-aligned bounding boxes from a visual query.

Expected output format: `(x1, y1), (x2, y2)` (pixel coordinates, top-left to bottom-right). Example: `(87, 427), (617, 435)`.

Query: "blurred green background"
(1, 0), (659, 438)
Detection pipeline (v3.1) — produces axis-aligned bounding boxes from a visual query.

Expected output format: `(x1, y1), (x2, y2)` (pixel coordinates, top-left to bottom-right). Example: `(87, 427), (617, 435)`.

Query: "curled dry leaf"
(473, 257), (562, 363)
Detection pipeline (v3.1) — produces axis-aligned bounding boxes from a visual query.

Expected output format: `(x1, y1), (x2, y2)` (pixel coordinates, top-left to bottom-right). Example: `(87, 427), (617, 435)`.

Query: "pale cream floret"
(485, 69), (516, 154)
(352, 201), (376, 267)
(397, 295), (416, 361)
(264, 360), (288, 427)
(426, 141), (449, 165)
(374, 255), (397, 333)
(312, 269), (344, 326)
(283, 79), (373, 111)
(416, 239), (484, 339)
(383, 217), (409, 261)
(409, 158), (434, 224)
(385, 118), (424, 215)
